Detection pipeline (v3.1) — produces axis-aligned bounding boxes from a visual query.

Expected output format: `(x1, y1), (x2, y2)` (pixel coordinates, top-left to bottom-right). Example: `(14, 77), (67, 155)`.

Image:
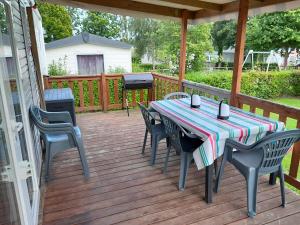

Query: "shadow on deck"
(42, 110), (300, 225)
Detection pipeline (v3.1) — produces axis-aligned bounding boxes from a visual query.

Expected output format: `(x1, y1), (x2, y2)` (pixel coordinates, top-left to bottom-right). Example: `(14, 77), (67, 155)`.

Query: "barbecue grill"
(123, 73), (153, 116)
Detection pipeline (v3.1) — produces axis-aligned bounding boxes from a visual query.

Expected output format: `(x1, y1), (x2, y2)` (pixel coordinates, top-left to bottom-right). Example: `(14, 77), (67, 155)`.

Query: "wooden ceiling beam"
(194, 0), (297, 19)
(158, 0), (222, 11)
(60, 0), (195, 18)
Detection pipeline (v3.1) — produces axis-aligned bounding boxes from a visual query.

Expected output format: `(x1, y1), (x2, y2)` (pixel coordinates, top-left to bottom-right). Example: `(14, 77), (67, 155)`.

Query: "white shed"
(45, 32), (132, 75)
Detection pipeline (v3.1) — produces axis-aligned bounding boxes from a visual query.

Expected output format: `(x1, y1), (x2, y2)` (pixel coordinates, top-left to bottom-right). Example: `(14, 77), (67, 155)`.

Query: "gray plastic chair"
(164, 92), (190, 100)
(160, 114), (203, 191)
(138, 103), (167, 165)
(29, 105), (89, 182)
(214, 129), (300, 217)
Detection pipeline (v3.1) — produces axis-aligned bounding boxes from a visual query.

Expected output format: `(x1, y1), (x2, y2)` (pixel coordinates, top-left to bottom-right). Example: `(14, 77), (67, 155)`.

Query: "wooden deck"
(42, 110), (300, 225)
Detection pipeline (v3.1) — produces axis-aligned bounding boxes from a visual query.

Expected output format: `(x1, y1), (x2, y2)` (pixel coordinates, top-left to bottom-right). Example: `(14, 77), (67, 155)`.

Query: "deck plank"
(42, 110), (300, 225)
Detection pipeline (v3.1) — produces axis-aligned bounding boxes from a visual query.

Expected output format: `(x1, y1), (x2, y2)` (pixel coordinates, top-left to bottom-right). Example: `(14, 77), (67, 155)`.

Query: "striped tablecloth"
(151, 97), (285, 170)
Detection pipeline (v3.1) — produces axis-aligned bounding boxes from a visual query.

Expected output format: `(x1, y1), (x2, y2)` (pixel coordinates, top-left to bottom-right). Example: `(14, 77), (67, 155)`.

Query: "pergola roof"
(43, 0), (300, 23)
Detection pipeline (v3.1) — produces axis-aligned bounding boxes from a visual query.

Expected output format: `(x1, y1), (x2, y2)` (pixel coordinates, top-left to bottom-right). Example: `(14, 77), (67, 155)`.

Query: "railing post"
(101, 74), (108, 112)
(181, 80), (185, 92)
(43, 75), (50, 89)
(289, 121), (300, 178)
(151, 75), (156, 101)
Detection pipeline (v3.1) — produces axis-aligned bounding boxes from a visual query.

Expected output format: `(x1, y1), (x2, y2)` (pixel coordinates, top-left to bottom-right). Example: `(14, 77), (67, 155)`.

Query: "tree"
(211, 20), (236, 67)
(82, 12), (120, 39)
(129, 18), (161, 69)
(154, 22), (213, 72)
(0, 4), (7, 34)
(247, 9), (300, 68)
(187, 24), (213, 71)
(37, 1), (72, 43)
(67, 7), (85, 35)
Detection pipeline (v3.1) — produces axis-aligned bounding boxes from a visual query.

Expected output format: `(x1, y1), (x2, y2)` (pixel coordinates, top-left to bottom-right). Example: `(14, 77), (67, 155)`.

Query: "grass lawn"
(244, 97), (300, 193)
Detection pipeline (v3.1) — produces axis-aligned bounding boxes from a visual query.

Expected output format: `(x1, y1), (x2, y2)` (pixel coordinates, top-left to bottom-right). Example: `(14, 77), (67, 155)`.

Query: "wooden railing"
(43, 73), (152, 112)
(182, 80), (231, 101)
(43, 72), (300, 190)
(152, 73), (179, 100)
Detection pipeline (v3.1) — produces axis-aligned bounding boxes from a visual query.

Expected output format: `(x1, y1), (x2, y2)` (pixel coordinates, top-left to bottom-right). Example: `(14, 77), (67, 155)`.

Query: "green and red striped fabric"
(151, 97), (285, 170)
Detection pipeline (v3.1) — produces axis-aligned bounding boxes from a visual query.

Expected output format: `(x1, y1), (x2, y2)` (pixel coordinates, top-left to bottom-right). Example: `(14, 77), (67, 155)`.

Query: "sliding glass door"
(0, 1), (39, 224)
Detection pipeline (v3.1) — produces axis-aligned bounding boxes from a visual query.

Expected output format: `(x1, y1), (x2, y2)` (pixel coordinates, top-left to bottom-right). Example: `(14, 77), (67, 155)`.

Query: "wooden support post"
(230, 0), (249, 107)
(26, 6), (46, 109)
(178, 10), (188, 91)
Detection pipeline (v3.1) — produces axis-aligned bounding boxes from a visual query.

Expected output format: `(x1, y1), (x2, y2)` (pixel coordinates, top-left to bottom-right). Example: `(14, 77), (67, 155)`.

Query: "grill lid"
(123, 74), (153, 89)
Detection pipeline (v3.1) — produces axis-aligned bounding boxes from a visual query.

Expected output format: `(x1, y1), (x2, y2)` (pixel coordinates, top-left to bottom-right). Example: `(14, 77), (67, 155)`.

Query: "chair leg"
(178, 152), (192, 191)
(142, 129), (148, 154)
(150, 135), (158, 165)
(246, 169), (259, 218)
(213, 159), (218, 177)
(214, 154), (227, 193)
(279, 165), (286, 207)
(77, 140), (90, 177)
(269, 172), (277, 185)
(45, 142), (51, 182)
(163, 144), (172, 174)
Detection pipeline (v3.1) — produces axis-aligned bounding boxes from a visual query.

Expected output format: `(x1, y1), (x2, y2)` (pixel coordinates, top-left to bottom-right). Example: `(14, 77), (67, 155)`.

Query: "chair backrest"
(29, 105), (45, 132)
(138, 103), (155, 132)
(164, 92), (190, 100)
(29, 105), (55, 134)
(160, 114), (182, 152)
(254, 129), (300, 173)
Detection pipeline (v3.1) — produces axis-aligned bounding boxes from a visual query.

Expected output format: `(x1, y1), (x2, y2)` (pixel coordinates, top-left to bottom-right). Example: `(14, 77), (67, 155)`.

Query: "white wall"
(0, 45), (12, 57)
(45, 44), (132, 75)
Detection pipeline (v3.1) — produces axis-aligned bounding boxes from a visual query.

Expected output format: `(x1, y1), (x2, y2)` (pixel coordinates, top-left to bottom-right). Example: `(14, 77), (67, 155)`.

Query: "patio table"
(151, 97), (284, 203)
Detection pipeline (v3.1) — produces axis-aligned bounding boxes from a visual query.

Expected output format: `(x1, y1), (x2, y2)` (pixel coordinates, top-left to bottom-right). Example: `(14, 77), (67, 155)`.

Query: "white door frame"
(1, 1), (40, 224)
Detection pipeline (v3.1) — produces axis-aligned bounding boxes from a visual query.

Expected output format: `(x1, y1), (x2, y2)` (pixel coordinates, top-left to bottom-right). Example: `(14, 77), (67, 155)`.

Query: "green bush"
(186, 70), (300, 99)
(132, 63), (170, 73)
(215, 62), (279, 71)
(48, 56), (68, 76)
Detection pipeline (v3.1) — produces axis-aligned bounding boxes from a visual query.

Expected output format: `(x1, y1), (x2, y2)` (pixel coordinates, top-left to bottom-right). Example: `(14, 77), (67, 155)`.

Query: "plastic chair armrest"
(178, 124), (199, 139)
(225, 138), (254, 152)
(40, 110), (73, 124)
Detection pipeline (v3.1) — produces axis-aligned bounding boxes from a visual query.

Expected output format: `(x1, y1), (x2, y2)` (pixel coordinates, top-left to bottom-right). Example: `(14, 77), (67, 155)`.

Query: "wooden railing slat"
(101, 75), (108, 111)
(88, 80), (94, 107)
(106, 79), (110, 106)
(57, 81), (63, 88)
(132, 90), (136, 107)
(140, 89), (144, 103)
(68, 80), (74, 91)
(113, 79), (119, 104)
(78, 81), (84, 108)
(250, 105), (256, 113)
(263, 110), (270, 118)
(279, 114), (287, 124)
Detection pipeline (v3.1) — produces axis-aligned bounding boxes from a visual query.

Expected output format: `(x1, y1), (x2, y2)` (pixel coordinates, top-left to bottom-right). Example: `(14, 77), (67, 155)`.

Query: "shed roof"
(44, 0), (300, 23)
(45, 32), (133, 50)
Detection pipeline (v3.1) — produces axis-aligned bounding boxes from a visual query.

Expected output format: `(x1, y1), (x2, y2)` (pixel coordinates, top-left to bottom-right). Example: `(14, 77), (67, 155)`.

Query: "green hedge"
(186, 70), (300, 99)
